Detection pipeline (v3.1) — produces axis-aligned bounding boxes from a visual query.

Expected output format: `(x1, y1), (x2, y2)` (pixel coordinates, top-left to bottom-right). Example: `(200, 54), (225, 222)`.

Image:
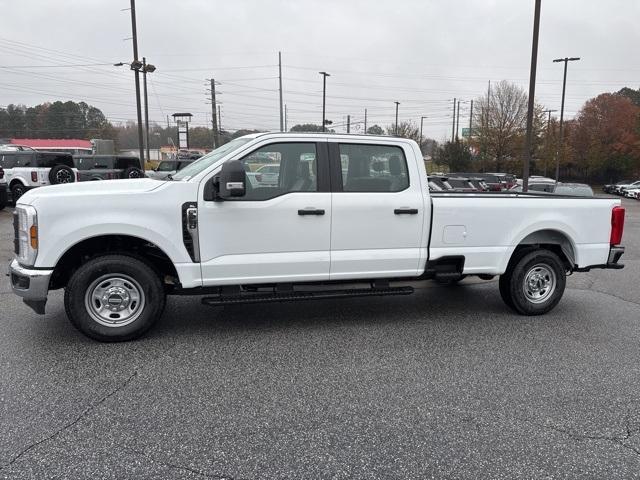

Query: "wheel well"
(9, 179), (26, 188)
(50, 235), (180, 290)
(514, 229), (576, 270)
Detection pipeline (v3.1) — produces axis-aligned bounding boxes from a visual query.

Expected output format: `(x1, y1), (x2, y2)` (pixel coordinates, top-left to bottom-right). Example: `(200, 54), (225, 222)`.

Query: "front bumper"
(9, 259), (53, 314)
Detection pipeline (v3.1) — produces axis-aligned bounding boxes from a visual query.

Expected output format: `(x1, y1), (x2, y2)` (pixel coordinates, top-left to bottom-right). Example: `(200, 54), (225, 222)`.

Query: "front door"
(328, 140), (427, 280)
(198, 140), (331, 286)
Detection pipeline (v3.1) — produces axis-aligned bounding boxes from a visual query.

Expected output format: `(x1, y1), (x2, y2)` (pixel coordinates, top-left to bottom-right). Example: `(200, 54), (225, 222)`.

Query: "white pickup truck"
(10, 133), (626, 341)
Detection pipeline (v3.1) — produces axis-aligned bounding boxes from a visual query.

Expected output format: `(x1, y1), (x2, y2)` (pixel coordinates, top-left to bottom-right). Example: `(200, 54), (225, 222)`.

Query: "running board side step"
(201, 285), (414, 307)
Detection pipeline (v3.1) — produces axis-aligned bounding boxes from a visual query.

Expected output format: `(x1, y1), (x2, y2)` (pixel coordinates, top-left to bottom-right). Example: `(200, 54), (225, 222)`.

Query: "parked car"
(246, 163), (280, 187)
(617, 180), (640, 196)
(446, 177), (478, 192)
(145, 159), (196, 180)
(73, 155), (144, 181)
(0, 144), (35, 152)
(603, 180), (630, 194)
(451, 172), (502, 191)
(427, 176), (452, 191)
(0, 166), (7, 210)
(467, 177), (490, 191)
(510, 181), (594, 197)
(0, 150), (77, 202)
(486, 172), (517, 190)
(9, 132), (626, 341)
(623, 186), (640, 199)
(177, 149), (204, 160)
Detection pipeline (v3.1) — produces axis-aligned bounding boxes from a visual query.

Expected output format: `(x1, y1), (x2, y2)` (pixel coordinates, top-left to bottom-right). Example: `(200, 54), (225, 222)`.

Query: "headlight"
(15, 205), (38, 266)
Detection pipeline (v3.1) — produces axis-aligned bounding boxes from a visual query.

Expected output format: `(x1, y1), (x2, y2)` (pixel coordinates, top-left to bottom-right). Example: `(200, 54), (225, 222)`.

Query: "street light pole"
(319, 71), (330, 132)
(522, 0), (542, 193)
(394, 101), (400, 135)
(128, 0), (144, 168)
(419, 116), (427, 153)
(553, 56), (580, 182)
(142, 57), (154, 163)
(543, 109), (557, 176)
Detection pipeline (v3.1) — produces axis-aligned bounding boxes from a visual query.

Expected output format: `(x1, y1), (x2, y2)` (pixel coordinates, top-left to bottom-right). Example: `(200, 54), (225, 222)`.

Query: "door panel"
(198, 141), (331, 285)
(329, 141), (426, 279)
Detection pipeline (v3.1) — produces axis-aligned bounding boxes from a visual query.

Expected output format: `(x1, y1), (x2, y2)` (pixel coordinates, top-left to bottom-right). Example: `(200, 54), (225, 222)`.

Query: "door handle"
(394, 208), (418, 215)
(298, 208), (325, 216)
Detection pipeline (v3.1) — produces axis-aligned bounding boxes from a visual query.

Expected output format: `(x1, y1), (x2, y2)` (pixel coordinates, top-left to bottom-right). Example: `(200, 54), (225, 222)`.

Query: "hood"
(18, 178), (164, 206)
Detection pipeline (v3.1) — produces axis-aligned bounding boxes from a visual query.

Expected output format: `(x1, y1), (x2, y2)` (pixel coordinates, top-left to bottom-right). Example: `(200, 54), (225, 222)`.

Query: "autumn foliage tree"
(566, 93), (640, 182)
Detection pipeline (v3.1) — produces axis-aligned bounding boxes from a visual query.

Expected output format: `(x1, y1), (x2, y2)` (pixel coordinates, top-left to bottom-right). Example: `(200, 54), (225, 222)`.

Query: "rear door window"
(0, 154), (17, 168)
(15, 154), (34, 167)
(37, 154), (74, 168)
(339, 144), (409, 192)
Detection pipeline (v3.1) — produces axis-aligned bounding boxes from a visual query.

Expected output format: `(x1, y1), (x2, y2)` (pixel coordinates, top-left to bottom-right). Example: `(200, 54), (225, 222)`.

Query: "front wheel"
(500, 249), (566, 315)
(64, 255), (166, 342)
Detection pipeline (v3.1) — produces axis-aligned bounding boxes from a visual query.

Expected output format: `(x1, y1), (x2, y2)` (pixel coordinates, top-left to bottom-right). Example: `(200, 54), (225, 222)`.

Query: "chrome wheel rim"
(128, 170), (141, 178)
(523, 264), (556, 304)
(84, 274), (145, 327)
(56, 169), (73, 183)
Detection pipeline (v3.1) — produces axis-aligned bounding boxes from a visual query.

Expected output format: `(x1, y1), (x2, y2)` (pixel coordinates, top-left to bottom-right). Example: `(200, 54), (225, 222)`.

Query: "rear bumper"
(574, 246), (625, 272)
(9, 259), (52, 314)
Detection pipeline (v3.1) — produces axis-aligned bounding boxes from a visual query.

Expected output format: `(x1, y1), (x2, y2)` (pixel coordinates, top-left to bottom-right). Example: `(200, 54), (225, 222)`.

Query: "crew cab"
(9, 133), (626, 342)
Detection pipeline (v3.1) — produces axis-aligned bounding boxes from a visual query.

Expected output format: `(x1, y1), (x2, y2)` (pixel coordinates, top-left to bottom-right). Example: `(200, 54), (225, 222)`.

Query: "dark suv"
(73, 155), (144, 181)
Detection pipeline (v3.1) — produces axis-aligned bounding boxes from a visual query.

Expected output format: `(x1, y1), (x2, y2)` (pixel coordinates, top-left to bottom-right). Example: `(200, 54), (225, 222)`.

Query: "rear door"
(328, 140), (427, 280)
(198, 140), (332, 285)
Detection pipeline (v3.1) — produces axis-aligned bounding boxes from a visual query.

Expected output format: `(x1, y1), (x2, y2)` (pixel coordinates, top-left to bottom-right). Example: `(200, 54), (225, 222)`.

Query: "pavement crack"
(1, 371), (138, 470)
(528, 418), (640, 458)
(568, 287), (640, 308)
(127, 447), (235, 479)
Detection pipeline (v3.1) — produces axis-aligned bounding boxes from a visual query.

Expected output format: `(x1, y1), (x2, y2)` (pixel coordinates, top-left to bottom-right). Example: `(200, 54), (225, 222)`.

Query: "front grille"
(13, 211), (19, 255)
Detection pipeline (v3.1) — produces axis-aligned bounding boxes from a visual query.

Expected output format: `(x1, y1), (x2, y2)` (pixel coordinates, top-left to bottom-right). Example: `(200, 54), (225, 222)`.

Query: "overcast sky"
(1, 0), (638, 142)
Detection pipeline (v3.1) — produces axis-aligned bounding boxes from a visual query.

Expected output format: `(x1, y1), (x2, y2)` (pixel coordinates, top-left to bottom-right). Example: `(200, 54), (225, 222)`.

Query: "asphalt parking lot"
(1, 197), (639, 479)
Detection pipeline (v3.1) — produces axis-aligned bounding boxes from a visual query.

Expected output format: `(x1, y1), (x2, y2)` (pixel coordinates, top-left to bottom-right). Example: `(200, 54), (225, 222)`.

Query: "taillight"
(76, 171), (80, 181)
(610, 206), (625, 246)
(31, 171), (38, 182)
(0, 168), (4, 179)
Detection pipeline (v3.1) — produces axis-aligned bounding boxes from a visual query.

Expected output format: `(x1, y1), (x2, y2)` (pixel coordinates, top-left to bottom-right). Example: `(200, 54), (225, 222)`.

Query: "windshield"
(172, 137), (253, 180)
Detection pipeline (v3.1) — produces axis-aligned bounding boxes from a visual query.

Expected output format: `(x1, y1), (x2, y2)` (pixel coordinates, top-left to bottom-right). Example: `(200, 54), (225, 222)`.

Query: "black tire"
(122, 167), (144, 179)
(49, 164), (75, 184)
(11, 183), (27, 202)
(501, 249), (566, 316)
(64, 255), (166, 342)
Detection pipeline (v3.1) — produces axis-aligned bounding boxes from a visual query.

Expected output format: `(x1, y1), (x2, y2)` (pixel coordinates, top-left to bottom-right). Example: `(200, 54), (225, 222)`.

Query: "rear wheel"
(11, 183), (26, 202)
(64, 255), (166, 342)
(49, 164), (75, 184)
(122, 167), (144, 179)
(500, 249), (566, 315)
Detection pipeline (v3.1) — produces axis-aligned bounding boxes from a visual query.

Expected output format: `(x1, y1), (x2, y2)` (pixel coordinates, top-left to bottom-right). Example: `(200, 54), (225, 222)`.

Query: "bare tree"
(473, 80), (543, 171)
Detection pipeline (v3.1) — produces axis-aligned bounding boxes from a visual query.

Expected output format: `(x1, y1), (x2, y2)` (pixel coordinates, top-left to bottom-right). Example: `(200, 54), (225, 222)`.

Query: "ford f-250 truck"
(9, 133), (626, 342)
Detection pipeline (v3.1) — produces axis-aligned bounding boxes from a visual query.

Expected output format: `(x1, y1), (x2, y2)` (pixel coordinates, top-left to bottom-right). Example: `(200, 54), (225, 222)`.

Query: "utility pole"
(522, 0), (542, 192)
(128, 0), (144, 166)
(166, 115), (170, 129)
(456, 100), (461, 141)
(543, 109), (557, 176)
(278, 51), (284, 132)
(419, 116), (427, 153)
(142, 57), (151, 163)
(284, 104), (288, 131)
(319, 71), (330, 132)
(217, 105), (222, 133)
(346, 115), (351, 133)
(394, 101), (400, 135)
(364, 108), (367, 133)
(553, 56), (580, 182)
(210, 78), (219, 148)
(468, 100), (473, 140)
(451, 98), (456, 142)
